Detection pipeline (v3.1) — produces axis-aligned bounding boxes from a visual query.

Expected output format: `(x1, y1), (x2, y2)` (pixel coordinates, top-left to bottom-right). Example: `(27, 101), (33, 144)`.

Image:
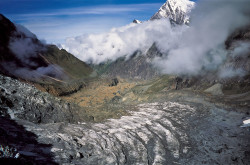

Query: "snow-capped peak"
(151, 0), (195, 24)
(133, 19), (142, 24)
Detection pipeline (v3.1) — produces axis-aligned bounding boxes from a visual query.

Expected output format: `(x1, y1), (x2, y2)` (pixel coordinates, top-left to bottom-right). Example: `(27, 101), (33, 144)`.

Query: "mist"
(62, 0), (250, 77)
(155, 0), (250, 76)
(7, 24), (65, 80)
(230, 41), (250, 58)
(62, 19), (186, 64)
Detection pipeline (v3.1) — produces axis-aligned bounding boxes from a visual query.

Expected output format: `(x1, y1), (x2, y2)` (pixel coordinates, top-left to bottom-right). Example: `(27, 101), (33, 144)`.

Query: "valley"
(0, 0), (250, 164)
(1, 74), (249, 164)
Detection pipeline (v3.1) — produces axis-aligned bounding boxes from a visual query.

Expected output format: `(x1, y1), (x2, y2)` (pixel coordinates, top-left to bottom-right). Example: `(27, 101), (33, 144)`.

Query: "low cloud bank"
(7, 24), (65, 80)
(62, 0), (250, 77)
(62, 19), (186, 64)
(154, 0), (250, 76)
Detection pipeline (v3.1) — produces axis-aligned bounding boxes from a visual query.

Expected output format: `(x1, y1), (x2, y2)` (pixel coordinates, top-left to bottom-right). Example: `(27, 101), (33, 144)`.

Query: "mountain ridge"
(0, 14), (95, 96)
(0, 3), (250, 164)
(151, 0), (195, 24)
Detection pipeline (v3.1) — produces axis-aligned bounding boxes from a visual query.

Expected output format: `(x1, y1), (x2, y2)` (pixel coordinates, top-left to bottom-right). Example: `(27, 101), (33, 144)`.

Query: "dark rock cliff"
(0, 14), (95, 96)
(0, 74), (93, 124)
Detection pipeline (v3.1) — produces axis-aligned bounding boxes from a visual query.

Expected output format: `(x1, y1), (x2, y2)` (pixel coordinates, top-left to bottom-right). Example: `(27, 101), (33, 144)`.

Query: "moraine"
(20, 102), (250, 165)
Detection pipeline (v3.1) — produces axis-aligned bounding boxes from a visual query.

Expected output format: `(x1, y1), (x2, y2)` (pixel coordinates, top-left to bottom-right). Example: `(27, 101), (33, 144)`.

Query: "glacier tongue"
(21, 101), (250, 164)
(151, 0), (195, 24)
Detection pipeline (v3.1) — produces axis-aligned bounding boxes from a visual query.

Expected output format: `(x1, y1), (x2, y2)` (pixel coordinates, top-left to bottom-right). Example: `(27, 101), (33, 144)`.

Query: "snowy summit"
(133, 19), (142, 24)
(151, 0), (195, 24)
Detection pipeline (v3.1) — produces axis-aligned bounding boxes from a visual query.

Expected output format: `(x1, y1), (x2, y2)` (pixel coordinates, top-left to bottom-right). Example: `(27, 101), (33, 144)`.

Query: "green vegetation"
(44, 45), (94, 79)
(131, 75), (175, 95)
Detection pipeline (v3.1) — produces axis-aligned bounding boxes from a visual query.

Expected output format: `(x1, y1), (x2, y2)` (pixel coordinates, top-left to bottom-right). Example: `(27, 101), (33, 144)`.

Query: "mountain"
(151, 0), (195, 24)
(133, 19), (142, 24)
(0, 14), (95, 96)
(95, 0), (196, 79)
(0, 4), (250, 165)
(93, 44), (161, 80)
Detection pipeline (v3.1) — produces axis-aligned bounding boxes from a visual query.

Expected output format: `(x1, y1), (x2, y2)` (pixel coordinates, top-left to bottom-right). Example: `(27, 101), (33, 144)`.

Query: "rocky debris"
(204, 83), (224, 96)
(111, 96), (121, 103)
(18, 101), (250, 165)
(0, 145), (19, 159)
(176, 77), (192, 90)
(0, 74), (92, 124)
(0, 74), (93, 163)
(175, 76), (190, 90)
(0, 73), (249, 164)
(109, 78), (119, 87)
(0, 115), (58, 164)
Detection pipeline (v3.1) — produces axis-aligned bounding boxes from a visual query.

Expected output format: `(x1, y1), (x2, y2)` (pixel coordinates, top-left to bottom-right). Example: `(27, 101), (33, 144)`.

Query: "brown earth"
(61, 78), (137, 121)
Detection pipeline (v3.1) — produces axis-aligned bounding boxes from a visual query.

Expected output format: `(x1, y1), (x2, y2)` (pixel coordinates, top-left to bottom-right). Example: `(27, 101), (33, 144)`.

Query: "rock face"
(15, 101), (250, 164)
(0, 6), (249, 165)
(0, 115), (58, 164)
(224, 25), (250, 74)
(151, 0), (195, 24)
(94, 44), (161, 80)
(0, 14), (94, 96)
(0, 74), (92, 124)
(133, 19), (142, 24)
(204, 83), (224, 96)
(1, 74), (249, 164)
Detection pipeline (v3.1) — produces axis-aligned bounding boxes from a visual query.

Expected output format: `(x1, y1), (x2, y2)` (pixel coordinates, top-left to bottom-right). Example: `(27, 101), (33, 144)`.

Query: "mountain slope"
(151, 0), (195, 24)
(0, 14), (95, 96)
(43, 45), (94, 79)
(93, 43), (161, 80)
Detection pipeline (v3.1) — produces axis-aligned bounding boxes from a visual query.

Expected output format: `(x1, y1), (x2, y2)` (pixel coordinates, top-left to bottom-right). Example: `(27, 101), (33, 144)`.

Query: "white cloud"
(9, 24), (45, 66)
(8, 3), (161, 43)
(230, 41), (250, 57)
(6, 24), (66, 80)
(62, 19), (186, 64)
(52, 0), (250, 77)
(219, 67), (246, 78)
(154, 0), (250, 76)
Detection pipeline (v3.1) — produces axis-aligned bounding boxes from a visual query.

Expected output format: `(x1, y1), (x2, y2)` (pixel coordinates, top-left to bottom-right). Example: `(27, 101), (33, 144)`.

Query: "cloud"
(62, 0), (250, 77)
(219, 67), (246, 78)
(9, 38), (44, 67)
(62, 19), (186, 64)
(8, 24), (46, 66)
(7, 3), (161, 43)
(6, 24), (65, 80)
(230, 41), (250, 57)
(154, 0), (250, 76)
(2, 62), (65, 80)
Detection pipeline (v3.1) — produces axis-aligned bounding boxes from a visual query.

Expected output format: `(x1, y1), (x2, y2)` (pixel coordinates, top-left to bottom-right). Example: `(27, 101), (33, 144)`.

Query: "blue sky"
(0, 0), (194, 44)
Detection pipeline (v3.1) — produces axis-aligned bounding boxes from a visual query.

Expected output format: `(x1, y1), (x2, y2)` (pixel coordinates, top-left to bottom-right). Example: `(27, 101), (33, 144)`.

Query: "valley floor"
(1, 75), (250, 164)
(15, 100), (250, 164)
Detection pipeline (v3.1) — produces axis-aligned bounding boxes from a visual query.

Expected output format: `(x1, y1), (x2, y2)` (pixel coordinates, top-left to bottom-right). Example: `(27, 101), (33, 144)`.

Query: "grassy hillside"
(43, 45), (94, 79)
